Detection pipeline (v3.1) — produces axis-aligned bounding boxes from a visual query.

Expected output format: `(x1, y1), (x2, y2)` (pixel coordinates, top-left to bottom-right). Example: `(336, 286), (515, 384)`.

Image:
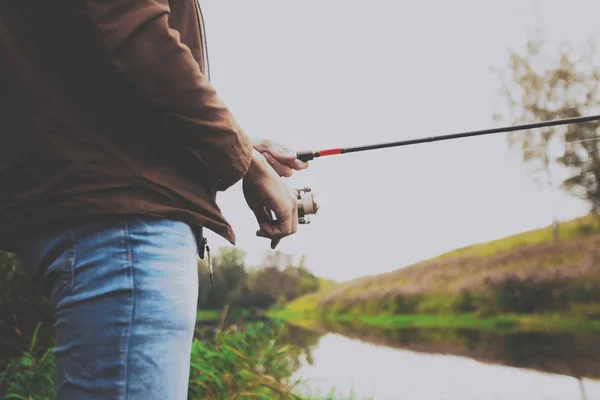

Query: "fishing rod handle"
(296, 151), (315, 162)
(297, 148), (343, 162)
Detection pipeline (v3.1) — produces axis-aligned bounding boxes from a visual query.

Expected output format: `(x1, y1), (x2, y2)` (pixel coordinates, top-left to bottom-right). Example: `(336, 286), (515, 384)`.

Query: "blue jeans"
(18, 217), (200, 399)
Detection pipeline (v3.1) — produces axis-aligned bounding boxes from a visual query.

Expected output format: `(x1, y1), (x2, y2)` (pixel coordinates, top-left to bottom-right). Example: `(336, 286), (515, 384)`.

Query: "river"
(275, 320), (600, 400)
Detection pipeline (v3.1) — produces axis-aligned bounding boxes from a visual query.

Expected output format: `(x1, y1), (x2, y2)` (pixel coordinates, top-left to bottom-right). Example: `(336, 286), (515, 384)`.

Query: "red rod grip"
(296, 148), (343, 162)
(319, 148), (342, 156)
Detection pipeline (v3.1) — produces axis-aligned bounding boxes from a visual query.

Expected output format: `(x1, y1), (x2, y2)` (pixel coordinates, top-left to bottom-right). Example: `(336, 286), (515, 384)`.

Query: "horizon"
(199, 0), (599, 281)
(220, 212), (592, 284)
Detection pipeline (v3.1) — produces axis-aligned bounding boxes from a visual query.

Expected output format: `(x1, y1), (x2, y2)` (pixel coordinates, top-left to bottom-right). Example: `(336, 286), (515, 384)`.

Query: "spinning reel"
(296, 187), (319, 224)
(204, 187), (319, 284)
(261, 186), (319, 226)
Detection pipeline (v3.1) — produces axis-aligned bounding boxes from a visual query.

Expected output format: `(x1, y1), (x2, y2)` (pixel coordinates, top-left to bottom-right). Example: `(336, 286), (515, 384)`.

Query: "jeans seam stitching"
(67, 229), (77, 293)
(123, 220), (135, 399)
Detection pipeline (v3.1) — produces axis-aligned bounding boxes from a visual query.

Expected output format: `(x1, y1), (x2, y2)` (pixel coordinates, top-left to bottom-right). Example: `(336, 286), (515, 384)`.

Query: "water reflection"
(292, 333), (600, 400)
(194, 317), (600, 399)
(304, 319), (600, 379)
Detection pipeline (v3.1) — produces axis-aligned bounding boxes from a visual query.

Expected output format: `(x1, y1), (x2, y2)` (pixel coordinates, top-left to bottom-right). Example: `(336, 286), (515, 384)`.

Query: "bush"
(487, 276), (571, 314)
(452, 291), (481, 314)
(0, 252), (55, 370)
(389, 295), (420, 314)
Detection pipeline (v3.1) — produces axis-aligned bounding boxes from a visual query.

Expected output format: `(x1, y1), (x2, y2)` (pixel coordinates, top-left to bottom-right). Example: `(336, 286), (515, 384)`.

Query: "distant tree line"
(196, 247), (322, 310)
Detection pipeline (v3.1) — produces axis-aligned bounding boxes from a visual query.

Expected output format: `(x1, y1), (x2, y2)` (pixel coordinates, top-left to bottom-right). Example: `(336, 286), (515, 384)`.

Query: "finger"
(252, 205), (273, 225)
(255, 229), (280, 249)
(256, 218), (280, 237)
(248, 206), (276, 240)
(256, 200), (295, 247)
(271, 238), (281, 249)
(262, 152), (293, 177)
(275, 201), (294, 237)
(256, 229), (269, 238)
(262, 206), (275, 223)
(252, 138), (270, 153)
(258, 207), (291, 240)
(270, 149), (307, 169)
(255, 139), (297, 163)
(292, 159), (309, 170)
(269, 142), (297, 163)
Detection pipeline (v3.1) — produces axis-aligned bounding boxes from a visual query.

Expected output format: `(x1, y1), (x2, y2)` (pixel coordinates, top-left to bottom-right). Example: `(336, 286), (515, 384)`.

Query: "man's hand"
(243, 149), (298, 249)
(252, 138), (309, 178)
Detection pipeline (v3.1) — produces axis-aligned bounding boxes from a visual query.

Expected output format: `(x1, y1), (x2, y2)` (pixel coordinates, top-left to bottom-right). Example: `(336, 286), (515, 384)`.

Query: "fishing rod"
(295, 114), (600, 162)
(206, 115), (600, 282)
(291, 114), (600, 227)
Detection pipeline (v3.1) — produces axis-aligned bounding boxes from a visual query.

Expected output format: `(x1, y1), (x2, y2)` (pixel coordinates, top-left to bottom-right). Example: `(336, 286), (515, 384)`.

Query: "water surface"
(280, 321), (600, 400)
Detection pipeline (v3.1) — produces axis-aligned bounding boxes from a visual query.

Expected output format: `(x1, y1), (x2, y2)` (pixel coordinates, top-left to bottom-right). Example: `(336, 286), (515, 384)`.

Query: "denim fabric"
(18, 218), (200, 400)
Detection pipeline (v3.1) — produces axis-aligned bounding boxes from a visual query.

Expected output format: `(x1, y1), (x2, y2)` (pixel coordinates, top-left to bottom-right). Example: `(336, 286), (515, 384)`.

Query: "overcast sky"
(198, 0), (600, 281)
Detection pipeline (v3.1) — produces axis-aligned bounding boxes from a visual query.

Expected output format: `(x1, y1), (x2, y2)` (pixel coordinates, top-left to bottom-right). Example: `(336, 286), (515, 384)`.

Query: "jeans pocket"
(43, 230), (77, 307)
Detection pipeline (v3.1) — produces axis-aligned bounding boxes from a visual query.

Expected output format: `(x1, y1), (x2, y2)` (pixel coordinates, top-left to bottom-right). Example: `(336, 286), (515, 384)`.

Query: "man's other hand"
(243, 149), (298, 249)
(252, 138), (309, 178)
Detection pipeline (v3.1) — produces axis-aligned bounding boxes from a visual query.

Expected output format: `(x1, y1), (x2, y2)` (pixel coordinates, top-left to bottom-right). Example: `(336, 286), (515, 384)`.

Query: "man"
(0, 1), (307, 399)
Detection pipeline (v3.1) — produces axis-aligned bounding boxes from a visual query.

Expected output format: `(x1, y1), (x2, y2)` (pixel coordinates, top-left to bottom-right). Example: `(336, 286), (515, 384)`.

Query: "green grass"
(270, 310), (600, 333)
(284, 290), (335, 315)
(0, 324), (55, 400)
(436, 214), (600, 260)
(188, 322), (303, 399)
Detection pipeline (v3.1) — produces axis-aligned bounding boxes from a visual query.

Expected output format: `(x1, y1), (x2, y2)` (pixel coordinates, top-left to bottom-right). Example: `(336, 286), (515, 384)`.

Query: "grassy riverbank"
(275, 215), (600, 331)
(269, 310), (600, 333)
(0, 322), (362, 400)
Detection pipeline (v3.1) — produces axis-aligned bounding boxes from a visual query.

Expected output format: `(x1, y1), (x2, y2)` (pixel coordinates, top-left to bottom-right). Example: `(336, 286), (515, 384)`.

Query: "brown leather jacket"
(0, 0), (253, 251)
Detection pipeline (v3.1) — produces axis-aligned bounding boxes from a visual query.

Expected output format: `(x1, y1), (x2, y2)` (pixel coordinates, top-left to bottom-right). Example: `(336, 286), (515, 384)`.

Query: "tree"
(494, 28), (600, 239)
(246, 251), (319, 306)
(259, 250), (294, 271)
(197, 247), (320, 310)
(197, 247), (248, 309)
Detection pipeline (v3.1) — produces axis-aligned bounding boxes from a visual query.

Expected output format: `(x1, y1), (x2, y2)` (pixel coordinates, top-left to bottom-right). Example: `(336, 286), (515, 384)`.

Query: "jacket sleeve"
(78, 0), (253, 191)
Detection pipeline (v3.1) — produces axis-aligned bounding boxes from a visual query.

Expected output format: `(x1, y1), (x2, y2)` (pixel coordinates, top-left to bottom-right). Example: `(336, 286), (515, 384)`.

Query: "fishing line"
(549, 136), (600, 149)
(520, 135), (600, 154)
